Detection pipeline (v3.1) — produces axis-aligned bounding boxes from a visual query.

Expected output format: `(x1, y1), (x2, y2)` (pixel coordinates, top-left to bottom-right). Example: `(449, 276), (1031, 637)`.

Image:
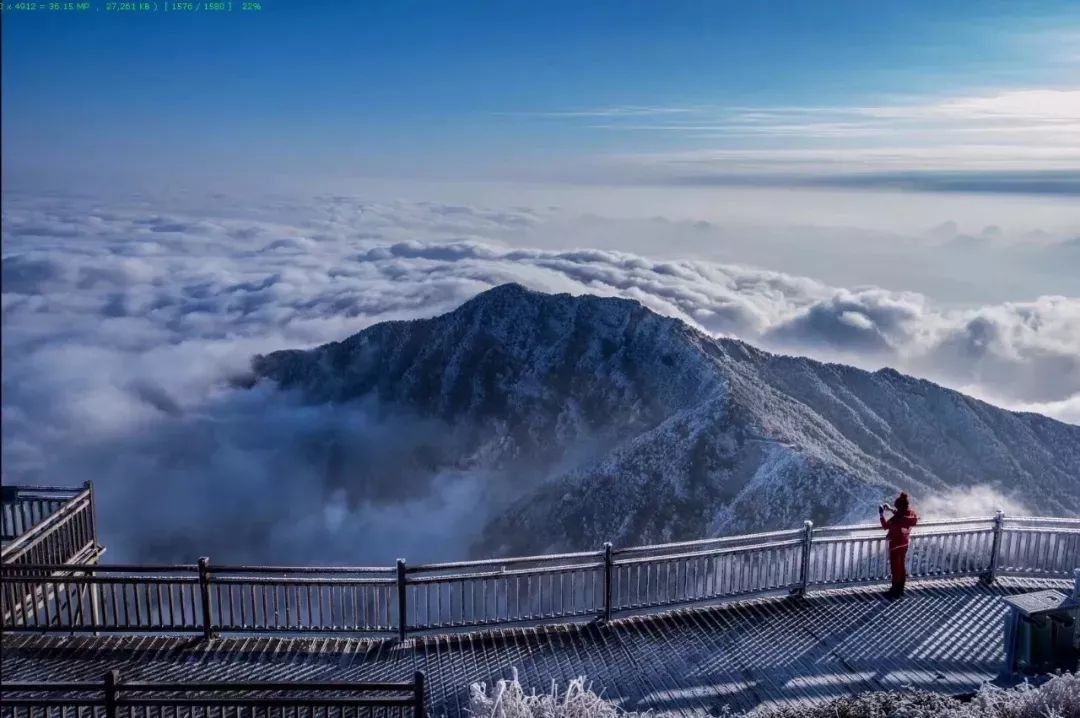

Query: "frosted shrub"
(961, 672), (1080, 718)
(748, 673), (1079, 717)
(745, 673), (1080, 718)
(746, 690), (962, 718)
(467, 672), (1079, 718)
(467, 669), (653, 718)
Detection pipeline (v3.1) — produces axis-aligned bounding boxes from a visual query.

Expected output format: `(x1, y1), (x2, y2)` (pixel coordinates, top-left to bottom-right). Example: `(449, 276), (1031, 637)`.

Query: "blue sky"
(2, 0), (1078, 188)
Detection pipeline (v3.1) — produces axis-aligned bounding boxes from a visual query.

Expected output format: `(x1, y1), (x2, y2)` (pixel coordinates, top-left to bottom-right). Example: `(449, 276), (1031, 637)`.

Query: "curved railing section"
(1, 507), (1078, 637)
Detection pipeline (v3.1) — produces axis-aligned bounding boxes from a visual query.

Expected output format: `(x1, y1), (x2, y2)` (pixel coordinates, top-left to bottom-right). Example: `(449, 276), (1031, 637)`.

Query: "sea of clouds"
(2, 188), (1078, 563)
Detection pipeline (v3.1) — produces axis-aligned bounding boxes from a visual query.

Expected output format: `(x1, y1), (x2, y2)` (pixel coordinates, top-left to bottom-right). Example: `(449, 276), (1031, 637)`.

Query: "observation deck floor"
(3, 576), (1075, 716)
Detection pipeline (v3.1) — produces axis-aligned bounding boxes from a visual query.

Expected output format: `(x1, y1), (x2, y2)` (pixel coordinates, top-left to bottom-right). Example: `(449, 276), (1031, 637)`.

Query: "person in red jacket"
(879, 492), (918, 598)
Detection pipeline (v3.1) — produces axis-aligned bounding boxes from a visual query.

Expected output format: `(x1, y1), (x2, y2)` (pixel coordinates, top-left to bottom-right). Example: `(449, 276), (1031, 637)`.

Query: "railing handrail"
(408, 548), (605, 573)
(407, 560), (605, 583)
(0, 563), (200, 573)
(812, 515), (993, 535)
(614, 537), (806, 566)
(813, 526), (993, 544)
(614, 527), (805, 556)
(211, 564), (397, 574)
(1004, 526), (1080, 535)
(1005, 515), (1080, 523)
(2, 486), (84, 499)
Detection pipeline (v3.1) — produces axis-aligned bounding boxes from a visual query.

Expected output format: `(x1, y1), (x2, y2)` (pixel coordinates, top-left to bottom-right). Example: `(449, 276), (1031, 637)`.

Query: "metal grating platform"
(4, 576), (1076, 716)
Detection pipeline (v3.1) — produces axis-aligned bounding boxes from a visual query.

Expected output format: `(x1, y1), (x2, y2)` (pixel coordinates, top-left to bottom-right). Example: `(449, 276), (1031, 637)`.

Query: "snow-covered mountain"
(251, 284), (1080, 556)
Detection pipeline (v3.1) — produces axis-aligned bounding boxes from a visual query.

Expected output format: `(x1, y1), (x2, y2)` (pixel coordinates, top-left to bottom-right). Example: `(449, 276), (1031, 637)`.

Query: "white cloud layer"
(920, 486), (1031, 522)
(2, 189), (1078, 560)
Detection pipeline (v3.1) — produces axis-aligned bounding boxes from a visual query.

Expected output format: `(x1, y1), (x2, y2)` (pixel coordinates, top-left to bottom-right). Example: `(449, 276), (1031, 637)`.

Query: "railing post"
(602, 542), (613, 622)
(88, 565), (101, 636)
(104, 668), (119, 718)
(396, 558), (408, 642)
(796, 520), (813, 597)
(197, 556), (215, 640)
(86, 480), (102, 635)
(1072, 569), (1080, 653)
(413, 670), (426, 718)
(84, 480), (100, 551)
(983, 510), (1005, 584)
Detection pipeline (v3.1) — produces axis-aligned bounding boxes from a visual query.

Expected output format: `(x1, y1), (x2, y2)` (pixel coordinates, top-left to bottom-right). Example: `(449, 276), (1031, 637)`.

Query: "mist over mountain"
(252, 284), (1080, 556)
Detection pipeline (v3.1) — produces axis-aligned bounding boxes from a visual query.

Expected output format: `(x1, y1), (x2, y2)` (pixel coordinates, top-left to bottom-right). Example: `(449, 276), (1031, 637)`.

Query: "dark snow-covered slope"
(251, 284), (1080, 555)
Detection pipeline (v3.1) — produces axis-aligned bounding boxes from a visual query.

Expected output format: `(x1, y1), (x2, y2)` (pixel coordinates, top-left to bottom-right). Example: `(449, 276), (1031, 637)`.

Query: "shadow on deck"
(2, 576), (1074, 716)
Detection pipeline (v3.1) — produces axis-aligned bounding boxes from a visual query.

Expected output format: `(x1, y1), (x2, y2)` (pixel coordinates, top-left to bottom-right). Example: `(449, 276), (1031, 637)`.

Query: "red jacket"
(881, 510), (918, 548)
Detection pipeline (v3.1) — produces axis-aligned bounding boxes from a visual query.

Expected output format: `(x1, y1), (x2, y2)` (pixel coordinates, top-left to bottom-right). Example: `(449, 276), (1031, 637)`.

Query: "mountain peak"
(250, 285), (1080, 555)
(471, 282), (534, 300)
(454, 281), (547, 316)
(458, 282), (649, 321)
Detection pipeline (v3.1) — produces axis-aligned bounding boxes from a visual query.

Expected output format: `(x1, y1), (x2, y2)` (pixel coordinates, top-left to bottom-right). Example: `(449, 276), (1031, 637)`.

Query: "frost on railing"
(611, 528), (806, 612)
(997, 517), (1080, 578)
(210, 563), (399, 635)
(404, 551), (605, 633)
(1, 500), (1078, 638)
(808, 517), (999, 587)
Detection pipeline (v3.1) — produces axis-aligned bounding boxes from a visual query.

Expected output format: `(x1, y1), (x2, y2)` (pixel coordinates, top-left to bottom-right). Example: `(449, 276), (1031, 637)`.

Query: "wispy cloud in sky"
(530, 89), (1080, 193)
(500, 106), (701, 118)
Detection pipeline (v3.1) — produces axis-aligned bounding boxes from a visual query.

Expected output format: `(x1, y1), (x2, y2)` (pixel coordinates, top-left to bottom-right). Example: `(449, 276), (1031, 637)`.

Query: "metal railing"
(808, 515), (1000, 587)
(610, 528), (808, 615)
(2, 509), (1078, 638)
(997, 516), (1080, 578)
(1, 483), (100, 567)
(2, 486), (83, 545)
(0, 669), (426, 718)
(402, 549), (606, 634)
(208, 561), (398, 636)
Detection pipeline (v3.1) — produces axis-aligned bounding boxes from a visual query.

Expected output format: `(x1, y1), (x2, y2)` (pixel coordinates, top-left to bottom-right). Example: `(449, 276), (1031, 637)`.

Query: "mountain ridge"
(250, 283), (1080, 556)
